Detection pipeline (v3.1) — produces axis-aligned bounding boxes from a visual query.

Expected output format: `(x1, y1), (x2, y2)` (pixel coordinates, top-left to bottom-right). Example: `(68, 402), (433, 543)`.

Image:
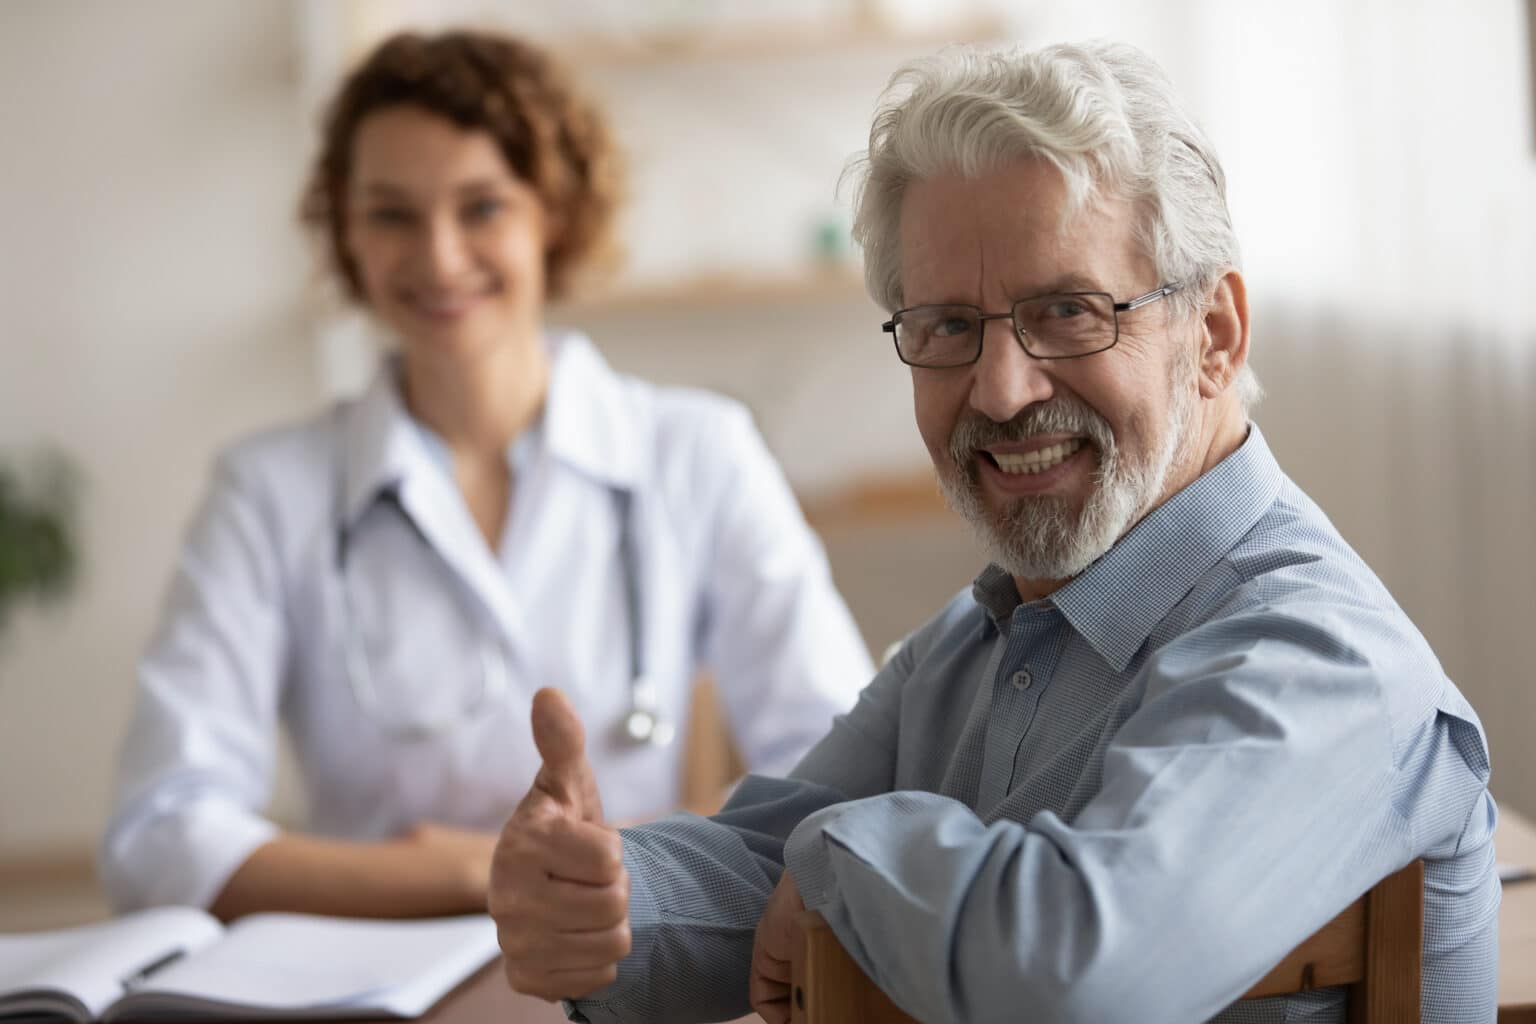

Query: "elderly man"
(488, 41), (1498, 1023)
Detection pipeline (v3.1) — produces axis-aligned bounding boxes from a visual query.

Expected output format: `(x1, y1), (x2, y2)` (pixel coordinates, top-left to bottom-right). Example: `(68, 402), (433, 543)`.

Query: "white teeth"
(991, 439), (1084, 475)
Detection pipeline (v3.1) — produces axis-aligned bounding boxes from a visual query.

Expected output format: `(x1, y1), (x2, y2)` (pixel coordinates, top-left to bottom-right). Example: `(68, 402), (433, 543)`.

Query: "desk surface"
(426, 804), (1536, 1023)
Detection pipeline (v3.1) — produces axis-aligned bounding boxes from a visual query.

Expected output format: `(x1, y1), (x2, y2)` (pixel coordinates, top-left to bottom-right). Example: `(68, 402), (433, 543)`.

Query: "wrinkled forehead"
(897, 157), (1147, 299)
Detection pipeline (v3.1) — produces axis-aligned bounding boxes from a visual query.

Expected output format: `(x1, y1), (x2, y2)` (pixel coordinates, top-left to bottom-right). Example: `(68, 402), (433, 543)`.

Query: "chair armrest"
(791, 911), (917, 1024)
(790, 860), (1424, 1021)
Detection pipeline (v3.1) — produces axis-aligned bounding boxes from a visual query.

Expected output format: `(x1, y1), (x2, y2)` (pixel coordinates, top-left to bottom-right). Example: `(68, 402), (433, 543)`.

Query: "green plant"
(0, 449), (80, 631)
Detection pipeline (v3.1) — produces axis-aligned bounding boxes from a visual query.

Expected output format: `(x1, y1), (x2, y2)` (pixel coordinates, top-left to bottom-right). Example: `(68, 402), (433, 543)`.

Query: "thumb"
(530, 687), (603, 822)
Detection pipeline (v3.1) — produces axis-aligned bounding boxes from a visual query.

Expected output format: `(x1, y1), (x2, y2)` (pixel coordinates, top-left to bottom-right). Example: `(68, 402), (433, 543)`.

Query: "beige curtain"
(1182, 0), (1536, 809)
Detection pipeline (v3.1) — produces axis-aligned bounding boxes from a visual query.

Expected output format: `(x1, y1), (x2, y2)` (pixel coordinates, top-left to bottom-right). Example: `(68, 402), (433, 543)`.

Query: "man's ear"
(1197, 270), (1250, 399)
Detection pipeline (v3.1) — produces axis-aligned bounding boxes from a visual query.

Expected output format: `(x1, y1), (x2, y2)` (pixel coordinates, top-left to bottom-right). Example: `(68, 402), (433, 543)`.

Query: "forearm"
(209, 827), (493, 921)
(570, 775), (847, 1023)
(786, 783), (1412, 1024)
(786, 794), (1094, 1024)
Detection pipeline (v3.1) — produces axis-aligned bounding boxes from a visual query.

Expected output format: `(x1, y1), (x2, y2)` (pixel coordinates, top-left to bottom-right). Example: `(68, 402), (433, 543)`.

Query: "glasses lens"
(1013, 292), (1117, 357)
(894, 305), (981, 366)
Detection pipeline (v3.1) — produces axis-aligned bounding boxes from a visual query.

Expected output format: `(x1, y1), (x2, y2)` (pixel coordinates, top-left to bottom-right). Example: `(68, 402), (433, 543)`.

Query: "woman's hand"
(401, 822), (499, 910)
(209, 824), (500, 921)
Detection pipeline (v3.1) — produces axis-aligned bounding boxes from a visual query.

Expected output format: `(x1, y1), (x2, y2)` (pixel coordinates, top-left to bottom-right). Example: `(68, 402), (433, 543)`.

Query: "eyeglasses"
(882, 283), (1182, 368)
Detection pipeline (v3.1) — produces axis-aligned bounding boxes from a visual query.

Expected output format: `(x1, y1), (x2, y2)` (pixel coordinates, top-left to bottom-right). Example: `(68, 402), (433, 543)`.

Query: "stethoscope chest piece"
(622, 678), (674, 747)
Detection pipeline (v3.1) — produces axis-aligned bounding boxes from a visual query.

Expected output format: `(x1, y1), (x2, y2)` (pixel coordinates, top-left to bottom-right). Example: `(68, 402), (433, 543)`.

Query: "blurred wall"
(0, 0), (1531, 866)
(0, 0), (317, 850)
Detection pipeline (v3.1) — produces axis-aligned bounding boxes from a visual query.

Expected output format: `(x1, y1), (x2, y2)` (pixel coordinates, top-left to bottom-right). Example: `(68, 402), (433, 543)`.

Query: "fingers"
(750, 872), (804, 1024)
(537, 873), (630, 924)
(755, 949), (791, 984)
(530, 687), (603, 821)
(496, 806), (624, 886)
(491, 689), (626, 1003)
(751, 992), (791, 1024)
(491, 772), (630, 1002)
(495, 877), (630, 1002)
(488, 852), (629, 929)
(502, 957), (622, 1004)
(749, 961), (792, 1024)
(498, 920), (632, 972)
(749, 921), (793, 1023)
(530, 687), (585, 769)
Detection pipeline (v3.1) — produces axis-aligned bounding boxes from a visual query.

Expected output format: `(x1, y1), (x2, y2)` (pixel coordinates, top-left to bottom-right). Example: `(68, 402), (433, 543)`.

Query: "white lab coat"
(100, 330), (873, 910)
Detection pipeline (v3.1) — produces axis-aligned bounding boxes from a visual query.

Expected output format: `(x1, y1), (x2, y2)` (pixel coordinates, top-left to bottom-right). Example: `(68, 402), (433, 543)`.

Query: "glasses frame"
(882, 282), (1183, 368)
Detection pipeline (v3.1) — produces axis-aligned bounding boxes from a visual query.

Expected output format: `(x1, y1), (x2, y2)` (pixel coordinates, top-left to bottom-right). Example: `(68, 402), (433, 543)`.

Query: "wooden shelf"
(339, 7), (1007, 71)
(553, 267), (872, 315)
(542, 12), (1007, 68)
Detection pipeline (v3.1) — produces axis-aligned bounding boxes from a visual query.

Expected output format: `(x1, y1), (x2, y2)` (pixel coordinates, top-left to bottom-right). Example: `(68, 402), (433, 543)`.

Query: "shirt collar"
(338, 330), (642, 528)
(970, 424), (1285, 670)
(338, 362), (422, 528)
(972, 564), (1026, 627)
(540, 329), (644, 491)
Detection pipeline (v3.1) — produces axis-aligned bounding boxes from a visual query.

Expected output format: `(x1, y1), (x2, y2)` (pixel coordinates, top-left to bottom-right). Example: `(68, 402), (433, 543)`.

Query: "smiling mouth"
(983, 438), (1086, 475)
(406, 293), (484, 317)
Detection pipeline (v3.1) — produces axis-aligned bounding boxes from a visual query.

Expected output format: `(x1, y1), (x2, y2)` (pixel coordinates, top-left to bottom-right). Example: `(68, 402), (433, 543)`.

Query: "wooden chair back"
(789, 859), (1423, 1024)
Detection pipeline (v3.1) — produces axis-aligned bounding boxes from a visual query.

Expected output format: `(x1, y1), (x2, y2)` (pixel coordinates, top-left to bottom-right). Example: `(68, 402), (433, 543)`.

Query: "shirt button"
(1011, 668), (1033, 691)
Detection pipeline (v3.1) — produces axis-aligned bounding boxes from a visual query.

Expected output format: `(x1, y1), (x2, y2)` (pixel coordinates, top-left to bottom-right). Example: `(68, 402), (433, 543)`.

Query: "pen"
(120, 947), (186, 990)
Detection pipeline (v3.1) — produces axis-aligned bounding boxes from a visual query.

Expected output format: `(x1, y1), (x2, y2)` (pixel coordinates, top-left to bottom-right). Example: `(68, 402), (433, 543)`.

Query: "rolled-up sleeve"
(99, 453), (288, 910)
(566, 651), (916, 1022)
(782, 607), (1428, 1024)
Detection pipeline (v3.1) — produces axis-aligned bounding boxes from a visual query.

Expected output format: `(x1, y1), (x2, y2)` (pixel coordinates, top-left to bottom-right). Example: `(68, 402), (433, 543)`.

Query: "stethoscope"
(334, 474), (674, 747)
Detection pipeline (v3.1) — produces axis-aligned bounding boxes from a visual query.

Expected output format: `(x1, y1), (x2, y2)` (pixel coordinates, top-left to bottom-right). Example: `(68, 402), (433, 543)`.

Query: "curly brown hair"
(301, 29), (623, 302)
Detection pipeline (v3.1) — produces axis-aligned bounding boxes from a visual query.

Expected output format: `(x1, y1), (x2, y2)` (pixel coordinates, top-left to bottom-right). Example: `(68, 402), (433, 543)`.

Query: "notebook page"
(0, 907), (222, 1018)
(119, 913), (497, 1015)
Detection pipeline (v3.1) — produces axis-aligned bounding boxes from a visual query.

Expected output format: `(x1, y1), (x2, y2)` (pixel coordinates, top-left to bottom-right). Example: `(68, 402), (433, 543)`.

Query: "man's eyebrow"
(1021, 273), (1106, 294)
(901, 273), (1109, 307)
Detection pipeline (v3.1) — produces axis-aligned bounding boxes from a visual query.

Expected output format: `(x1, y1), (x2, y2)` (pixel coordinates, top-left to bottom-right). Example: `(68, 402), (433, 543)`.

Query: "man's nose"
(968, 317), (1055, 422)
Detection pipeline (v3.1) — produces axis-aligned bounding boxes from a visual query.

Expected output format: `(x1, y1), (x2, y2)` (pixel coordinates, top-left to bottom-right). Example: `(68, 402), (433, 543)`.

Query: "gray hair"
(848, 40), (1261, 411)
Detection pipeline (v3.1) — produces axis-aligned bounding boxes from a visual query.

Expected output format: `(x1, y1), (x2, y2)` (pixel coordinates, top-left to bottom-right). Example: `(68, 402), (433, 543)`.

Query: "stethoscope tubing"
(333, 469), (670, 745)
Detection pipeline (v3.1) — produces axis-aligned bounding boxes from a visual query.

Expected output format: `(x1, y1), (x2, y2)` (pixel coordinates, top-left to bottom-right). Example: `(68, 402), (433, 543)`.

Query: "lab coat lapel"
(540, 332), (644, 491)
(395, 468), (528, 654)
(341, 366), (529, 656)
(341, 333), (646, 662)
(495, 331), (650, 690)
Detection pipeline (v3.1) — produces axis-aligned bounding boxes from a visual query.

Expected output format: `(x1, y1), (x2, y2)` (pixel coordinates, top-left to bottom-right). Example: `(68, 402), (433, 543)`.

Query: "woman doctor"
(100, 30), (872, 920)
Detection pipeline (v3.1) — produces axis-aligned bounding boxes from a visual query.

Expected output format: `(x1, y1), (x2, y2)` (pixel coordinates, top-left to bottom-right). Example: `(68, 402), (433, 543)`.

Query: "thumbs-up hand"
(490, 688), (631, 1002)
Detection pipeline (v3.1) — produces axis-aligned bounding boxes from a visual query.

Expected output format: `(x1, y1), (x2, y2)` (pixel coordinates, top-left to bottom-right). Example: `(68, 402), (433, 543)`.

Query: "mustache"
(946, 396), (1116, 465)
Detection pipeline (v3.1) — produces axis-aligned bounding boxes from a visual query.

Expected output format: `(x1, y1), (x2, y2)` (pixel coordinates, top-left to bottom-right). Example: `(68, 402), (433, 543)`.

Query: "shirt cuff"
(563, 833), (662, 1020)
(783, 800), (854, 913)
(785, 791), (972, 915)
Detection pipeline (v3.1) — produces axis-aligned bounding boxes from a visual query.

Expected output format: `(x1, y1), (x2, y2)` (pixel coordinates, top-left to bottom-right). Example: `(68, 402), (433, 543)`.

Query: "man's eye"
(1042, 298), (1089, 319)
(933, 316), (974, 337)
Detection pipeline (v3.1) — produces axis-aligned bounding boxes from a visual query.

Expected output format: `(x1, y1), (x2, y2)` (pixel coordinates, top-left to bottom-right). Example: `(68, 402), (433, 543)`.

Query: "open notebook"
(0, 906), (499, 1022)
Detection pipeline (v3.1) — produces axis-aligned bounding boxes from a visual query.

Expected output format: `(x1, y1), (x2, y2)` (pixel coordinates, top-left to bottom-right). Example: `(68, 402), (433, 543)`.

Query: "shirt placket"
(975, 603), (1065, 811)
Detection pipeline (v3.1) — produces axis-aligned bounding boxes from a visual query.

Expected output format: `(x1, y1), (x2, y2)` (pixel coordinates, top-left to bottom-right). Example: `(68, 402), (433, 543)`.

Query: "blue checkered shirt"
(569, 425), (1499, 1023)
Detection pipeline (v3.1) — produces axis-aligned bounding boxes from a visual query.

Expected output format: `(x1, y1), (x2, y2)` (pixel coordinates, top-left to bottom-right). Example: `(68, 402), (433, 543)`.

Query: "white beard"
(938, 360), (1196, 583)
